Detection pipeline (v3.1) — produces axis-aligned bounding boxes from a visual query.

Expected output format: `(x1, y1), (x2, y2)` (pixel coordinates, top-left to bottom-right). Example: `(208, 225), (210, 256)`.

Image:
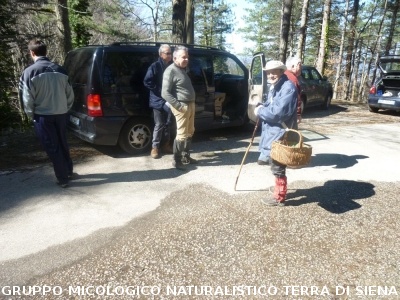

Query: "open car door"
(248, 52), (266, 123)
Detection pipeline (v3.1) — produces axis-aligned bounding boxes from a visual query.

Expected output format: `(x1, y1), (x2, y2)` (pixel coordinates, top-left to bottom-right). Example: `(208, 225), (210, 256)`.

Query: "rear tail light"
(369, 86), (376, 95)
(87, 94), (103, 117)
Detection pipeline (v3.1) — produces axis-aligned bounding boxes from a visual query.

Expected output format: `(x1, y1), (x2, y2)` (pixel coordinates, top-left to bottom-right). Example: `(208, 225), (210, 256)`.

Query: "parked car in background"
(64, 42), (249, 155)
(299, 65), (333, 113)
(368, 55), (400, 113)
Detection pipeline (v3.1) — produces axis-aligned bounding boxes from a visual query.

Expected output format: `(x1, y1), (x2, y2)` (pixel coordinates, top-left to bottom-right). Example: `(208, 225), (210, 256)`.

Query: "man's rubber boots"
(273, 175), (287, 202)
(182, 138), (198, 164)
(172, 139), (186, 170)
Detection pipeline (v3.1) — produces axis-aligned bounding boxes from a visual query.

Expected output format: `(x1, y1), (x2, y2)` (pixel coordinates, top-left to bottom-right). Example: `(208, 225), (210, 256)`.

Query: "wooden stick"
(234, 118), (260, 191)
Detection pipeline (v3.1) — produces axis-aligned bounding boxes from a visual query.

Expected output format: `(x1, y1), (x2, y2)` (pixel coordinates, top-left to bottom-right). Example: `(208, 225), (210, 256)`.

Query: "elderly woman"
(254, 60), (298, 206)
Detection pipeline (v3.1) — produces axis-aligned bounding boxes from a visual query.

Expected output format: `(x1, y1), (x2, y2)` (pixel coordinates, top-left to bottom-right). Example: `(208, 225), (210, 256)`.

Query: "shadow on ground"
(287, 179), (375, 214)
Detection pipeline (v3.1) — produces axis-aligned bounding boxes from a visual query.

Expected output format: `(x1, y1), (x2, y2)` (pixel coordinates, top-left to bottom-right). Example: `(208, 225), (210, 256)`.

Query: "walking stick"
(234, 118), (260, 191)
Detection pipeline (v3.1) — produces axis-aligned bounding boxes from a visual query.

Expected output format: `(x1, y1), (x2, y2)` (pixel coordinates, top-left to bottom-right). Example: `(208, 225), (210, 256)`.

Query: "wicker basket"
(270, 129), (312, 167)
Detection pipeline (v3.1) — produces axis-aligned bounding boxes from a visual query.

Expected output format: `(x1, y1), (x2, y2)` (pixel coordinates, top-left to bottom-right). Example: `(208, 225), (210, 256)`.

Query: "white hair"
(173, 46), (188, 58)
(158, 44), (171, 55)
(286, 57), (302, 68)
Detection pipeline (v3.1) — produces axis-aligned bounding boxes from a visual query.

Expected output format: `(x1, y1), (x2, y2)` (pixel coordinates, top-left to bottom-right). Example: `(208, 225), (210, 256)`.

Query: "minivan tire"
(118, 117), (153, 155)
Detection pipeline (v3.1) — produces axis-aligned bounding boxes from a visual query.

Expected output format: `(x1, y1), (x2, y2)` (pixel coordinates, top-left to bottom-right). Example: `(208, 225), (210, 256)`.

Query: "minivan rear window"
(64, 49), (95, 85)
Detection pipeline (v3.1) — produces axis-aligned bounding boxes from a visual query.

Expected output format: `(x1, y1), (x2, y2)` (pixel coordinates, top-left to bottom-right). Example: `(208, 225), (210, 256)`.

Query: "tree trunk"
(359, 49), (369, 101)
(350, 38), (362, 101)
(172, 0), (186, 43)
(370, 1), (387, 87)
(344, 0), (359, 100)
(332, 0), (350, 100)
(279, 0), (293, 62)
(185, 0), (194, 44)
(316, 0), (331, 74)
(384, 0), (400, 55)
(297, 0), (310, 61)
(55, 0), (72, 60)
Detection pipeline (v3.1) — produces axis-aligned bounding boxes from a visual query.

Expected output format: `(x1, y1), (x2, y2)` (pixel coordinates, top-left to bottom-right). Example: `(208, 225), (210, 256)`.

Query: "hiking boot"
(257, 159), (269, 165)
(68, 172), (77, 180)
(182, 155), (198, 165)
(161, 143), (173, 154)
(151, 147), (160, 159)
(172, 160), (187, 170)
(261, 198), (285, 207)
(56, 181), (69, 188)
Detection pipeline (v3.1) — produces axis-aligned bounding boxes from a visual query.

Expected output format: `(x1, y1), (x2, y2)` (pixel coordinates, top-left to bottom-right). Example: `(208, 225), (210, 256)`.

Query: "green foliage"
(69, 0), (92, 48)
(195, 0), (234, 48)
(88, 0), (145, 43)
(238, 0), (281, 56)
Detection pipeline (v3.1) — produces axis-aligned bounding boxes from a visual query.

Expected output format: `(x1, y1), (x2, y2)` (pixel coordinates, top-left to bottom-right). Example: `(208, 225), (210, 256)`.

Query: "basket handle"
(284, 129), (303, 148)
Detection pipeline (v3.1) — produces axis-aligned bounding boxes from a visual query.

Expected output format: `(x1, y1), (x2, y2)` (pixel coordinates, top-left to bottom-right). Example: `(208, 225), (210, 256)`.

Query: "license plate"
(69, 115), (80, 126)
(378, 99), (395, 105)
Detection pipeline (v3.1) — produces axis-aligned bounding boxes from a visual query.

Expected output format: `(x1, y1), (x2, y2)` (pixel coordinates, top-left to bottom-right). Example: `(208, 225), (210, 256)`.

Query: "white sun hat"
(263, 60), (287, 71)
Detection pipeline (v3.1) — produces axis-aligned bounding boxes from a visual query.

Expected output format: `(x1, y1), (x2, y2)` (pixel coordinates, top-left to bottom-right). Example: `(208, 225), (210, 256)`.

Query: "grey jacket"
(161, 63), (195, 111)
(19, 57), (74, 119)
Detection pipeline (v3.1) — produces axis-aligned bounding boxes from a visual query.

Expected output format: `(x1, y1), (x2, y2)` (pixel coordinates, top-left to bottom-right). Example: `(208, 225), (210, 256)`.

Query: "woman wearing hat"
(254, 60), (298, 206)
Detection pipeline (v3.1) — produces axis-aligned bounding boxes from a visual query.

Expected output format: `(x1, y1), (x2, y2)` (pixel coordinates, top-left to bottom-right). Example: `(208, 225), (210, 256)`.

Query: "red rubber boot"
(261, 176), (287, 207)
(274, 175), (287, 202)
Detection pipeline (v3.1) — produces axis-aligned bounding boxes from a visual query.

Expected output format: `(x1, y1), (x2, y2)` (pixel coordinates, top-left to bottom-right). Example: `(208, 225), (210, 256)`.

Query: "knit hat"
(263, 60), (287, 71)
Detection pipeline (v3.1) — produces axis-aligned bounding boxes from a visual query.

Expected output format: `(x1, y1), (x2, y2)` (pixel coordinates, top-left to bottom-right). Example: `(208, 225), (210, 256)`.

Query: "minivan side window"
(213, 55), (245, 77)
(102, 52), (157, 93)
(188, 55), (214, 90)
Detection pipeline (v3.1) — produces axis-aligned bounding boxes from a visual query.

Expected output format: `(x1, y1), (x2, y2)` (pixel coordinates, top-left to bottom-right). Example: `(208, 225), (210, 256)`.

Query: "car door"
(188, 54), (212, 115)
(248, 52), (266, 123)
(300, 68), (317, 103)
(309, 67), (325, 102)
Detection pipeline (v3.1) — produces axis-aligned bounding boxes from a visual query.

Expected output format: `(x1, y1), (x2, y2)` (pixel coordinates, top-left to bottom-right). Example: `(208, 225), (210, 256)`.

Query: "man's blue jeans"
(152, 104), (171, 148)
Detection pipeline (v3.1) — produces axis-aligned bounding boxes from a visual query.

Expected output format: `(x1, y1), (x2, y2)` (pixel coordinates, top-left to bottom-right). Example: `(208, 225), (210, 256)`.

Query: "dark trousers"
(33, 114), (73, 183)
(271, 159), (286, 177)
(152, 104), (171, 148)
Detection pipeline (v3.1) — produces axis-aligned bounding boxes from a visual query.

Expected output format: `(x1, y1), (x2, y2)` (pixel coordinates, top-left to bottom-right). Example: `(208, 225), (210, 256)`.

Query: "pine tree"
(195, 0), (234, 49)
(69, 0), (92, 48)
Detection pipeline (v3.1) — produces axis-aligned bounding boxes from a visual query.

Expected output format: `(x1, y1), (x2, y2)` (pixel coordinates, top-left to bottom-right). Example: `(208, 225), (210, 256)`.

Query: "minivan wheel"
(118, 118), (152, 155)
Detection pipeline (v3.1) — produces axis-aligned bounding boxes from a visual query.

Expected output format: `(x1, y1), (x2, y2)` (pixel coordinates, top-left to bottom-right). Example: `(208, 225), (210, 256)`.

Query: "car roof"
(68, 42), (227, 54)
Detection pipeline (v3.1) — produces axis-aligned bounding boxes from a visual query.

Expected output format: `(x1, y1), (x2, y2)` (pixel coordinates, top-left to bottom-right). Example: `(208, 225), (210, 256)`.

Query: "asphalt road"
(1, 104), (400, 299)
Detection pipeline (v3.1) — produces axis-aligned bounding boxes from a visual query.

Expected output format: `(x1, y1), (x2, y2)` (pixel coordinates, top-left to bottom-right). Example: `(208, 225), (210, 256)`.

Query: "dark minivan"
(64, 42), (249, 154)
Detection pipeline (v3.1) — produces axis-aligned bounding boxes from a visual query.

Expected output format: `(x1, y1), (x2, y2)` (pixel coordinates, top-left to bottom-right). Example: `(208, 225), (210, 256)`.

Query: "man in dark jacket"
(254, 60), (298, 206)
(143, 44), (173, 159)
(19, 38), (74, 188)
